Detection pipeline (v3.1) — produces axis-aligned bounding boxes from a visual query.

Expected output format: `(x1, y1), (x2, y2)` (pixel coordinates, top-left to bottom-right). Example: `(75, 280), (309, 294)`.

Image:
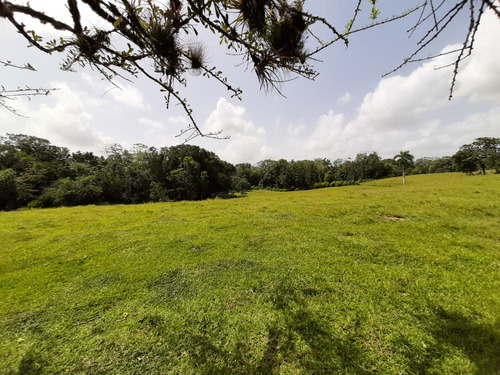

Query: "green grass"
(1, 173), (499, 374)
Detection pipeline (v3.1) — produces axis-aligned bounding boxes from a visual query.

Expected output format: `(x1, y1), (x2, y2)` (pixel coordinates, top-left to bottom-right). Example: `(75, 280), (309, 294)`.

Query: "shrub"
(41, 176), (103, 207)
(314, 182), (329, 189)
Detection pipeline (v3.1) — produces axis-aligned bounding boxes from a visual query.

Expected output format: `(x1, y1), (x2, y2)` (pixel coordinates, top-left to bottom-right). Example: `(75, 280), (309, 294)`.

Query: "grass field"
(1, 173), (499, 374)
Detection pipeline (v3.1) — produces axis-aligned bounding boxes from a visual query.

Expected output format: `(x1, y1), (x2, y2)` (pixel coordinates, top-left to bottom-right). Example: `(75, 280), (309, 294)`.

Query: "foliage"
(0, 168), (17, 210)
(452, 137), (500, 174)
(1, 173), (499, 373)
(452, 148), (478, 175)
(2, 1), (498, 137)
(237, 153), (397, 192)
(1, 134), (497, 210)
(0, 134), (241, 210)
(394, 150), (414, 169)
(413, 156), (455, 174)
(394, 150), (415, 185)
(41, 176), (104, 207)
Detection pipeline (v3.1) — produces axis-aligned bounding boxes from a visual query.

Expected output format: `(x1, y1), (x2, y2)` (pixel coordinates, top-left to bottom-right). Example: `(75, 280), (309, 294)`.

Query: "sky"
(1, 1), (499, 164)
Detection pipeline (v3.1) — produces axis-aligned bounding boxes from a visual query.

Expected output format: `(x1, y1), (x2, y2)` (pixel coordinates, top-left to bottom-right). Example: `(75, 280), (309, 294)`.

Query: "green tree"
(413, 157), (454, 174)
(452, 137), (500, 175)
(41, 176), (103, 207)
(235, 163), (256, 188)
(452, 147), (477, 175)
(290, 160), (319, 190)
(472, 137), (500, 174)
(97, 145), (135, 203)
(394, 151), (414, 185)
(0, 168), (17, 210)
(168, 156), (201, 200)
(352, 152), (389, 181)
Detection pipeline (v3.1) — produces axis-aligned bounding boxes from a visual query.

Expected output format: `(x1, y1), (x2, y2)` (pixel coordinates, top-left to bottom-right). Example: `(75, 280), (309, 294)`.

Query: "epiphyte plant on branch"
(1, 0), (499, 140)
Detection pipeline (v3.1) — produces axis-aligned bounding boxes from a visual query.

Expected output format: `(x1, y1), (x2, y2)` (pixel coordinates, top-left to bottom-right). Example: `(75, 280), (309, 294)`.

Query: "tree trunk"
(402, 168), (406, 185)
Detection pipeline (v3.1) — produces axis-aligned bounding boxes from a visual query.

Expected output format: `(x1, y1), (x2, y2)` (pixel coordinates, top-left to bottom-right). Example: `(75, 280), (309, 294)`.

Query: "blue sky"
(1, 1), (499, 164)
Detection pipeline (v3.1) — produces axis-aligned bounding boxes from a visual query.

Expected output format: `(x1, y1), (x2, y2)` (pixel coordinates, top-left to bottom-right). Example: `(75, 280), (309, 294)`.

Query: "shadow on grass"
(179, 283), (373, 374)
(260, 284), (371, 374)
(148, 267), (500, 374)
(424, 306), (500, 374)
(7, 349), (47, 375)
(177, 292), (500, 374)
(393, 305), (500, 374)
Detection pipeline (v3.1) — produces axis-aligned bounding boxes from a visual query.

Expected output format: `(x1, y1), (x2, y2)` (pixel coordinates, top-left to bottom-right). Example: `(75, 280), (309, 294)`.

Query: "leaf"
(113, 16), (123, 28)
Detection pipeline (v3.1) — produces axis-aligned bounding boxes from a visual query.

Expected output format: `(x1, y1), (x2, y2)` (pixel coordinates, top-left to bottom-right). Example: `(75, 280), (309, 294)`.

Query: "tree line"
(0, 134), (236, 210)
(0, 134), (498, 210)
(235, 152), (438, 191)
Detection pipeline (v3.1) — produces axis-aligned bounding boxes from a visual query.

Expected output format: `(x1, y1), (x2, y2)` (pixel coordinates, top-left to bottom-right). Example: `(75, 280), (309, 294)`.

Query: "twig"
(72, 315), (101, 326)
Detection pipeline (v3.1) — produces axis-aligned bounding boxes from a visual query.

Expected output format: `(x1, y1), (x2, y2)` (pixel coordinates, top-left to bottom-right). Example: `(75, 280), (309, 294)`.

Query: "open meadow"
(1, 173), (499, 374)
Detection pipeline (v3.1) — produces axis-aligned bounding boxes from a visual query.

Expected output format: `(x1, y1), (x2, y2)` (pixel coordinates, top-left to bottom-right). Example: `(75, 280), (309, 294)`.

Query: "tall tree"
(452, 146), (477, 175)
(394, 151), (414, 185)
(472, 137), (500, 174)
(453, 137), (500, 174)
(2, 1), (498, 137)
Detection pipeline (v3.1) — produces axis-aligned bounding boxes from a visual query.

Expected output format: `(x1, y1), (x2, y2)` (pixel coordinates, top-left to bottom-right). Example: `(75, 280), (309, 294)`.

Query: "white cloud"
(398, 107), (500, 157)
(298, 103), (500, 161)
(200, 98), (273, 164)
(79, 72), (153, 114)
(139, 118), (166, 130)
(137, 116), (189, 148)
(353, 53), (455, 134)
(336, 92), (351, 105)
(441, 107), (500, 145)
(455, 11), (500, 102)
(217, 135), (274, 164)
(108, 84), (149, 110)
(256, 126), (267, 135)
(287, 122), (305, 138)
(303, 110), (346, 153)
(204, 98), (255, 135)
(294, 16), (500, 161)
(1, 81), (113, 152)
(30, 83), (113, 149)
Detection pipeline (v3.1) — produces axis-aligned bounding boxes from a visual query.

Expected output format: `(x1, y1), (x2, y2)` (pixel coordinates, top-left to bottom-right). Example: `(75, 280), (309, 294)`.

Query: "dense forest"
(0, 134), (498, 210)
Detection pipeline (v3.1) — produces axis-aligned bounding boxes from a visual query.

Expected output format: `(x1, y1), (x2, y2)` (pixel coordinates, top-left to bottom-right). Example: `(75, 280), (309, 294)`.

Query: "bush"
(149, 182), (169, 202)
(27, 200), (43, 209)
(41, 176), (103, 207)
(313, 182), (329, 189)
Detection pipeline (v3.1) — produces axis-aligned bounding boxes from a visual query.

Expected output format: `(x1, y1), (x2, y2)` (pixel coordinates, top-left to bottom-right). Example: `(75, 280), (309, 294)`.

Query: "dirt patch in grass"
(382, 215), (406, 221)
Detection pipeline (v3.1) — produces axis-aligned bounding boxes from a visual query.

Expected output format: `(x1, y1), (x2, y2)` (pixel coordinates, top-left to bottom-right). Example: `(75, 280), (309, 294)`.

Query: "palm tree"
(394, 151), (414, 185)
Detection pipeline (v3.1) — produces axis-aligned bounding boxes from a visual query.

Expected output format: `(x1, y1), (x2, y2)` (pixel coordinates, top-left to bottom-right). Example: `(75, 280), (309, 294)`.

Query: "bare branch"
(448, 0), (486, 99)
(383, 1), (468, 78)
(0, 59), (36, 71)
(1, 86), (59, 117)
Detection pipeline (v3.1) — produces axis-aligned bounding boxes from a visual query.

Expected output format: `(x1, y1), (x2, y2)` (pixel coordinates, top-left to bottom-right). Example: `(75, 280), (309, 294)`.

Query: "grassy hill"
(1, 173), (499, 374)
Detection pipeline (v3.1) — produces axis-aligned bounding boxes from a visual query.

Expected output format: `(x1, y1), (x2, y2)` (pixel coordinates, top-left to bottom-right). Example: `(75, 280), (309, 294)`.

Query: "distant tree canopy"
(452, 137), (500, 175)
(0, 133), (496, 210)
(2, 0), (499, 138)
(0, 134), (237, 210)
